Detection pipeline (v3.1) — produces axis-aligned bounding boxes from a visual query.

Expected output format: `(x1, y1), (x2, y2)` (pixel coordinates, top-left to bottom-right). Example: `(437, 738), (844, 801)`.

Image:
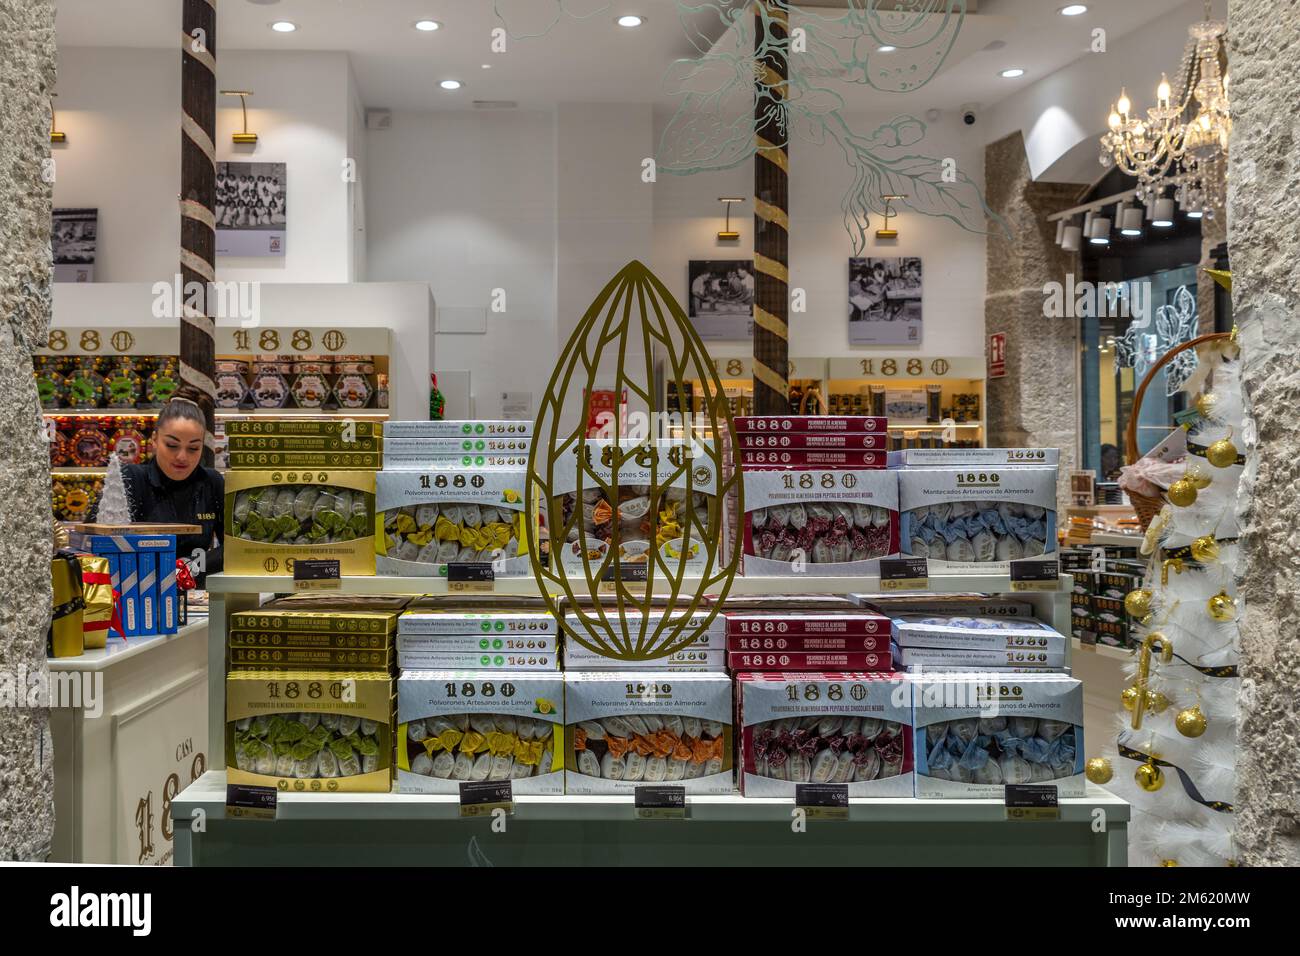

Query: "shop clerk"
(111, 398), (223, 584)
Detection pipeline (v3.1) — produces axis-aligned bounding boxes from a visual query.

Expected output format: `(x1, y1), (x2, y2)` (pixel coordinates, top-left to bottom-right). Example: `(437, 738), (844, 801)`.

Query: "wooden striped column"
(181, 0), (218, 462)
(753, 0), (790, 415)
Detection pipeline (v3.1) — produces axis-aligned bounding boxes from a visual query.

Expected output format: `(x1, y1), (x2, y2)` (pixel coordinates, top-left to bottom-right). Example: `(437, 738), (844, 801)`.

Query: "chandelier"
(1099, 3), (1230, 219)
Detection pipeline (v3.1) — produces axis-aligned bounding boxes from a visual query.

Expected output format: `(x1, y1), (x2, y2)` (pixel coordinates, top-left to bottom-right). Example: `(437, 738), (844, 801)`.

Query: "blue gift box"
(70, 533), (179, 636)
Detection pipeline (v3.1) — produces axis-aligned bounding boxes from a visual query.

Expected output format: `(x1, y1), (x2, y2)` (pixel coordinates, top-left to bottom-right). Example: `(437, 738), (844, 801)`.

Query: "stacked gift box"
(724, 609), (894, 673)
(381, 419), (533, 470)
(561, 605), (726, 672)
(227, 606), (400, 672)
(1059, 547), (1145, 649)
(398, 600), (559, 671)
(223, 418), (385, 470)
(67, 527), (179, 637)
(730, 416), (899, 577)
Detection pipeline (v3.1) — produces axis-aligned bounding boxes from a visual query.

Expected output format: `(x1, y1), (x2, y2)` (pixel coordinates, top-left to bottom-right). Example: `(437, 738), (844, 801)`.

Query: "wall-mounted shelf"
(215, 408), (390, 418)
(51, 467), (110, 475)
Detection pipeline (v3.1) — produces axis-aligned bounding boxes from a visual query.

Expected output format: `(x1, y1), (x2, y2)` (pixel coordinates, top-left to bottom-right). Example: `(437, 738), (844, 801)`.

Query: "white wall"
(53, 47), (355, 284)
(364, 109), (558, 420)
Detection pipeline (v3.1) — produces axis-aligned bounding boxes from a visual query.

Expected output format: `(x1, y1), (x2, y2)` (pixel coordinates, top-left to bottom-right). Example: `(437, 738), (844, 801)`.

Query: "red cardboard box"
(727, 633), (890, 653)
(728, 650), (892, 671)
(725, 612), (890, 637)
(734, 415), (888, 434)
(739, 432), (887, 450)
(740, 448), (887, 468)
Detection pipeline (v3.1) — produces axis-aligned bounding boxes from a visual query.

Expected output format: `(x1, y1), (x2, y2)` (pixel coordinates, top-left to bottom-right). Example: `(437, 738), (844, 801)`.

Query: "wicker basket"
(1123, 331), (1232, 532)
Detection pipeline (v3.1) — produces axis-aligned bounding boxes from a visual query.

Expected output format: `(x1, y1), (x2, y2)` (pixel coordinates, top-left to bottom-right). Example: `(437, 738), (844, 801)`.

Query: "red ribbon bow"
(176, 558), (196, 591)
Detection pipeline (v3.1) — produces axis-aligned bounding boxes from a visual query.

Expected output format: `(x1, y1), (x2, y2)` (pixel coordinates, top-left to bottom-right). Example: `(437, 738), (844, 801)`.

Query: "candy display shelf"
(171, 570), (1126, 868)
(44, 409), (162, 418)
(216, 408), (390, 418)
(171, 770), (1127, 866)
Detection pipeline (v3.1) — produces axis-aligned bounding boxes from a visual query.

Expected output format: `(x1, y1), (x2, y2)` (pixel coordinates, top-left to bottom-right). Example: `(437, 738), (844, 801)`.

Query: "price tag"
(1010, 558), (1061, 592)
(599, 562), (648, 594)
(634, 785), (687, 820)
(459, 780), (514, 817)
(293, 559), (340, 591)
(226, 783), (277, 821)
(447, 563), (495, 593)
(879, 557), (928, 591)
(1005, 783), (1060, 820)
(795, 783), (849, 820)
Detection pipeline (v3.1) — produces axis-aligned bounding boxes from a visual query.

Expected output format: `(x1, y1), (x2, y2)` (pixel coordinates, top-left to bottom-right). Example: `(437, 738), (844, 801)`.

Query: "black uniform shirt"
(120, 460), (224, 583)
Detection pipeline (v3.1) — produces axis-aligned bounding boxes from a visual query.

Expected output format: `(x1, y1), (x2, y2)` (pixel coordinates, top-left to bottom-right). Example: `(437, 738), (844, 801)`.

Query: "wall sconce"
(50, 93), (66, 144)
(717, 197), (744, 240)
(221, 90), (258, 144)
(876, 194), (907, 239)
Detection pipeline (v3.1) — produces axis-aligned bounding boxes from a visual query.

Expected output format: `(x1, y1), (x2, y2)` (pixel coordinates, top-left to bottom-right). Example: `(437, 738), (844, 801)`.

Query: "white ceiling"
(55, 0), (1190, 114)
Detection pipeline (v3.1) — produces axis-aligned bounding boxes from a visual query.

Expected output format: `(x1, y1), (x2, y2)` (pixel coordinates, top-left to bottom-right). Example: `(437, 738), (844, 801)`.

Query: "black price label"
(879, 557), (928, 591)
(795, 783), (849, 820)
(600, 562), (648, 593)
(1004, 783), (1060, 820)
(459, 779), (514, 817)
(225, 783), (277, 821)
(447, 563), (495, 592)
(1010, 558), (1061, 592)
(293, 558), (341, 590)
(634, 785), (687, 820)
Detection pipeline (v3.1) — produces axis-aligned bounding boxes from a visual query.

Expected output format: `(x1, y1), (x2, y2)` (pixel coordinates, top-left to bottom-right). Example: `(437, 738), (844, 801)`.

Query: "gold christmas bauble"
(1206, 437), (1239, 469)
(1167, 477), (1198, 507)
(1085, 756), (1114, 785)
(1146, 690), (1171, 714)
(1191, 534), (1220, 563)
(1176, 705), (1208, 738)
(1121, 685), (1142, 712)
(1207, 590), (1237, 622)
(1136, 760), (1165, 792)
(1124, 587), (1154, 619)
(1187, 464), (1213, 490)
(1160, 859), (1179, 867)
(1195, 392), (1218, 419)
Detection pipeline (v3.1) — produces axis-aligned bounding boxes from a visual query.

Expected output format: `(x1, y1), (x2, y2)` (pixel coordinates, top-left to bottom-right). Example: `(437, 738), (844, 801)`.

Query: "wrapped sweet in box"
(396, 671), (564, 794)
(734, 415), (887, 433)
(896, 464), (1058, 573)
(733, 467), (898, 576)
(376, 468), (533, 576)
(227, 670), (394, 793)
(564, 672), (733, 794)
(225, 470), (377, 575)
(737, 672), (913, 797)
(912, 673), (1085, 798)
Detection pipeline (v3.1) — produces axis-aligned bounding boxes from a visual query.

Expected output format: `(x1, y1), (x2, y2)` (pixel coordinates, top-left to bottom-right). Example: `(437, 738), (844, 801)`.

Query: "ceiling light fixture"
(1061, 223), (1082, 252)
(1059, 4), (1088, 15)
(878, 45), (897, 52)
(1089, 215), (1112, 244)
(617, 15), (644, 28)
(1000, 68), (1025, 78)
(414, 20), (440, 32)
(481, 64), (492, 69)
(1152, 197), (1176, 227)
(270, 21), (297, 33)
(440, 80), (463, 91)
(1121, 205), (1145, 236)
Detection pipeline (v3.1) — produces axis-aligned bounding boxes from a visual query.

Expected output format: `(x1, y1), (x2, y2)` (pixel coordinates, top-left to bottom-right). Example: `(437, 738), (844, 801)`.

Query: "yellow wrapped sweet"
(434, 515), (460, 541)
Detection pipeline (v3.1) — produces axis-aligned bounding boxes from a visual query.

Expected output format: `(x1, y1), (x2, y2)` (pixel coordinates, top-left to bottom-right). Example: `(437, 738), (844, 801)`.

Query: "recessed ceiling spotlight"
(616, 15), (644, 28)
(1000, 68), (1025, 78)
(481, 64), (492, 69)
(414, 20), (440, 32)
(1059, 4), (1089, 15)
(440, 80), (463, 91)
(878, 45), (897, 53)
(270, 21), (297, 33)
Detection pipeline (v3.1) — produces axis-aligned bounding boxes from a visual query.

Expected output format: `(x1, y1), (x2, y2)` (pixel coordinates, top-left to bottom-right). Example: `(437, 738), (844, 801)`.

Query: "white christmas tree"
(95, 455), (135, 525)
(1091, 339), (1243, 867)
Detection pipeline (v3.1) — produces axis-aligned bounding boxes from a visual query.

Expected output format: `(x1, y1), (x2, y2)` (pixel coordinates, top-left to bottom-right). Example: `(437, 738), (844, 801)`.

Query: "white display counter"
(49, 618), (210, 865)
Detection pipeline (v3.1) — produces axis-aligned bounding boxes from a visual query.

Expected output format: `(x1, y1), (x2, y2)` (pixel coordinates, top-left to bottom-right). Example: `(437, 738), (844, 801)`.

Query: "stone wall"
(0, 0), (56, 861)
(984, 131), (1081, 514)
(1226, 0), (1300, 867)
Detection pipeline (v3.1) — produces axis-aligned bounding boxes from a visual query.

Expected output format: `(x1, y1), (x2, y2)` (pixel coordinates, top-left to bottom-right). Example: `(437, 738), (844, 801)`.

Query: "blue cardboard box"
(159, 551), (178, 634)
(118, 553), (140, 637)
(70, 533), (178, 637)
(137, 551), (157, 636)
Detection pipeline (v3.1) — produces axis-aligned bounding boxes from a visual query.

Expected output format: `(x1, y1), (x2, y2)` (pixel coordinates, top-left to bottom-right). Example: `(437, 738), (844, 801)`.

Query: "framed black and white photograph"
(688, 259), (755, 340)
(848, 256), (923, 346)
(216, 160), (286, 257)
(53, 208), (98, 282)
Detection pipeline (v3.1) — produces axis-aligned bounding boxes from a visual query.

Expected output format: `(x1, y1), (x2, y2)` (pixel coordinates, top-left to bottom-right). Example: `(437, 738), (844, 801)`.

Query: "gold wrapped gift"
(48, 552), (86, 658)
(76, 553), (115, 650)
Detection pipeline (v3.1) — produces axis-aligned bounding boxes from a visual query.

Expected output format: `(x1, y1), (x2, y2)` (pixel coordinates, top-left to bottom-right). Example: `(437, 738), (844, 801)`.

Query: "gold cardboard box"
(229, 630), (391, 650)
(226, 670), (394, 793)
(223, 420), (383, 437)
(228, 451), (382, 469)
(230, 609), (398, 634)
(225, 470), (377, 576)
(229, 646), (394, 670)
(227, 435), (384, 453)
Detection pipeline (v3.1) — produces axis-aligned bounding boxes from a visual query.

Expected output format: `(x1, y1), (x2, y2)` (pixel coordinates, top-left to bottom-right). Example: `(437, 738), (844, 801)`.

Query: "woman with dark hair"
(95, 398), (223, 582)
